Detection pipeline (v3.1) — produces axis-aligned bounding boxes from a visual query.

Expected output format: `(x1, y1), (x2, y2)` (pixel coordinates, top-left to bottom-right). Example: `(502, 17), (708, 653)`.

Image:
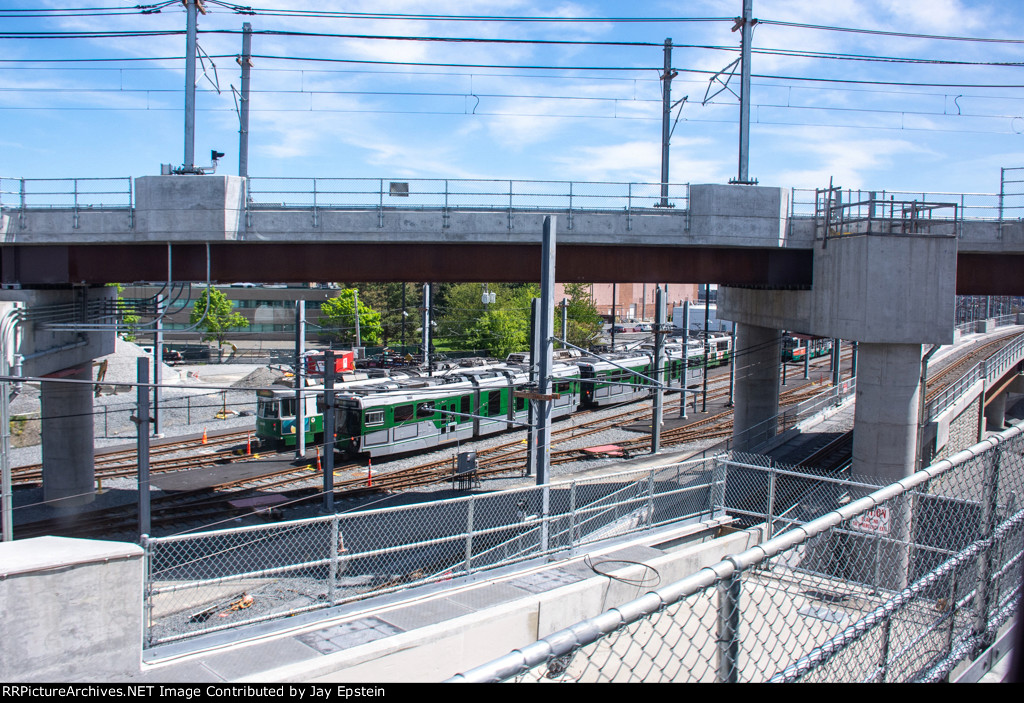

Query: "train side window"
(487, 391), (501, 417)
(515, 396), (526, 412)
(460, 395), (471, 421)
(416, 402), (435, 420)
(365, 410), (384, 426)
(394, 404), (414, 423)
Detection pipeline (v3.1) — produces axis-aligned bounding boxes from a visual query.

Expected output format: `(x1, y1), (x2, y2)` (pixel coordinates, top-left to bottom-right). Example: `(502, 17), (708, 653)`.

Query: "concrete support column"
(851, 343), (922, 484)
(731, 324), (781, 451)
(984, 391), (1007, 433)
(41, 365), (95, 507)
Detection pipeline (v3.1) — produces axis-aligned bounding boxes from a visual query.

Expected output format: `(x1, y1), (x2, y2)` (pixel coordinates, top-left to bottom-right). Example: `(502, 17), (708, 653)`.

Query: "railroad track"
(924, 329), (1023, 403)
(11, 429), (279, 486)
(12, 353), (854, 538)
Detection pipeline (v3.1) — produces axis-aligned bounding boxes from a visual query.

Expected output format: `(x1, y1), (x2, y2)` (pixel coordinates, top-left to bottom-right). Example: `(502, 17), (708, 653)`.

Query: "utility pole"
(702, 285), (710, 413)
(536, 216), (556, 554)
(561, 297), (568, 347)
(611, 283), (617, 349)
(401, 283), (407, 351)
(660, 38), (676, 207)
(353, 289), (361, 348)
(422, 283), (431, 375)
(651, 286), (665, 454)
(295, 299), (305, 459)
(238, 22), (252, 178)
(680, 300), (689, 418)
(727, 322), (736, 407)
(736, 0), (755, 184)
(153, 293), (164, 437)
(184, 0), (200, 171)
(137, 358), (151, 538)
(323, 350), (335, 513)
(526, 298), (540, 477)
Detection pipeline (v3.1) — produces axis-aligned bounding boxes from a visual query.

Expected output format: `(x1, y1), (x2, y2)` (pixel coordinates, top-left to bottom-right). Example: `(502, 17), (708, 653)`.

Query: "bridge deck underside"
(1, 243), (814, 288)
(1, 244), (1018, 293)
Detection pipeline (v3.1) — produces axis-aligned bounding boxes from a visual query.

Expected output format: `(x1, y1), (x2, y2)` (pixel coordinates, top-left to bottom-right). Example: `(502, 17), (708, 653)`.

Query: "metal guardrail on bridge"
(926, 330), (1024, 422)
(3, 175), (1022, 223)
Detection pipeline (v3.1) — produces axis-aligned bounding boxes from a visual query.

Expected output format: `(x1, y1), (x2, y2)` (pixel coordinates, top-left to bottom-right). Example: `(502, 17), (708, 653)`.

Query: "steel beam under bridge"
(1, 242), (814, 288)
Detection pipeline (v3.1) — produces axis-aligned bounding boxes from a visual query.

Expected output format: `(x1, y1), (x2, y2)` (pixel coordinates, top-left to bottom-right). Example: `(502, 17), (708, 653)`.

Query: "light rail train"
(255, 347), (709, 458)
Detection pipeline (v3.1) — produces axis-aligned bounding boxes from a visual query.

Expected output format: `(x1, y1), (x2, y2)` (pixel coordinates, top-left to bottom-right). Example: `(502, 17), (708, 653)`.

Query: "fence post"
(972, 443), (1002, 656)
(19, 178), (26, 229)
(569, 480), (577, 554)
(874, 615), (893, 683)
(647, 469), (655, 529)
(329, 516), (339, 606)
(567, 181), (574, 231)
(140, 534), (154, 649)
(711, 457), (727, 516)
(626, 182), (633, 231)
(312, 178), (319, 228)
(765, 463), (776, 540)
(73, 179), (80, 229)
(464, 495), (475, 574)
(716, 567), (741, 683)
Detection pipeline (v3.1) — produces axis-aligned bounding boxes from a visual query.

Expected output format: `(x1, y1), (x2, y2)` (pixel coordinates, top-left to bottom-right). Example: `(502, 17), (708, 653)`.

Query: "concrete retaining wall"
(0, 537), (144, 682)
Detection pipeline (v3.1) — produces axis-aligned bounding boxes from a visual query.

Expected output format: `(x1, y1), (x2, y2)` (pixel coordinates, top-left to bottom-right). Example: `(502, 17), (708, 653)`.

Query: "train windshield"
(257, 398), (279, 418)
(338, 401), (362, 438)
(257, 396), (295, 419)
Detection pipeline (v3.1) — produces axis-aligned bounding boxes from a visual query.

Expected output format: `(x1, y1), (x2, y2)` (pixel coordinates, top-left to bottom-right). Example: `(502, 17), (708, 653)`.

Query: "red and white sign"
(851, 506), (890, 535)
(304, 351), (355, 376)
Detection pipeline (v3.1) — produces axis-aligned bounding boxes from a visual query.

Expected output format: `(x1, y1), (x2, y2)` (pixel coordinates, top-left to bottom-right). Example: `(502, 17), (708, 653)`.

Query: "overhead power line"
(757, 19), (1024, 45)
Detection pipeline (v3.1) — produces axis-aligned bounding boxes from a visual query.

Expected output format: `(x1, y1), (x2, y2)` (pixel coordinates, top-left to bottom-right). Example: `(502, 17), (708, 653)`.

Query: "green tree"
(319, 288), (383, 346)
(435, 282), (489, 350)
(562, 283), (603, 350)
(346, 282), (419, 349)
(464, 284), (537, 358)
(190, 288), (248, 357)
(107, 283), (140, 342)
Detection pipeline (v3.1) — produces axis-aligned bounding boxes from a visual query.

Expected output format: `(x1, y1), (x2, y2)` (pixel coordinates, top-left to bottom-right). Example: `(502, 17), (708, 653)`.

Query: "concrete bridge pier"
(731, 324), (782, 451)
(40, 364), (96, 507)
(984, 391), (1008, 433)
(1, 288), (116, 510)
(850, 343), (923, 484)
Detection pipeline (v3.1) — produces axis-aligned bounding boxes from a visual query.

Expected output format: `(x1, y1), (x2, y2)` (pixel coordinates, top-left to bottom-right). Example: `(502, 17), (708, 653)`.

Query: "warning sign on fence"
(851, 506), (890, 535)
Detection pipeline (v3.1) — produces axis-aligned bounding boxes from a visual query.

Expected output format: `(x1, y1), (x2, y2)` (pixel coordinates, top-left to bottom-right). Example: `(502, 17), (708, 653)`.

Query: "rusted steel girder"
(1, 242), (815, 289)
(956, 253), (1024, 295)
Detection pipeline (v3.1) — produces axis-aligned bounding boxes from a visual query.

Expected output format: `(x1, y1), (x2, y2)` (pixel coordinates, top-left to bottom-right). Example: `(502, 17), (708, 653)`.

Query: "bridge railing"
(792, 187), (1017, 222)
(245, 177), (689, 214)
(451, 423), (1024, 683)
(926, 331), (1024, 421)
(0, 176), (133, 210)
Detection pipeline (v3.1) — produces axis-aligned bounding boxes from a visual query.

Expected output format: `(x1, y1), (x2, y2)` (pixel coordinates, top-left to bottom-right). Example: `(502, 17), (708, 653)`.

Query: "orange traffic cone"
(367, 457), (372, 488)
(202, 428), (208, 445)
(246, 432), (251, 455)
(316, 446), (322, 473)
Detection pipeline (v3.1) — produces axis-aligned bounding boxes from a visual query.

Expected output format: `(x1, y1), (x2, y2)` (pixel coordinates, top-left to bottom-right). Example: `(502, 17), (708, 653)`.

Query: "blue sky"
(2, 0), (1024, 201)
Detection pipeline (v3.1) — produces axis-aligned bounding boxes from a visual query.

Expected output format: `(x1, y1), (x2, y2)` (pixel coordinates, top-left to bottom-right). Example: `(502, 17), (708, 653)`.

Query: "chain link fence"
(452, 422), (1024, 683)
(141, 456), (722, 647)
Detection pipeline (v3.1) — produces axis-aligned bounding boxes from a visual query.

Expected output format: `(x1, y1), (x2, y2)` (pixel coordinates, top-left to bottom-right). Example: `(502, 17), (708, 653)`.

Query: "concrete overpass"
(1, 175), (1022, 292)
(2, 174), (1023, 507)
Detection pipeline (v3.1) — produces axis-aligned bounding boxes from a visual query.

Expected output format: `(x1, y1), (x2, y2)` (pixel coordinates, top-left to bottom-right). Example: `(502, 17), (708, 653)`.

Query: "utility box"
(455, 451), (479, 489)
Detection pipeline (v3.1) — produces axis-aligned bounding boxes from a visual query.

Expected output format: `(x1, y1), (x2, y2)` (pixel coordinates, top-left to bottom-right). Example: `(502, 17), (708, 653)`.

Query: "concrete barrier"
(0, 536), (144, 682)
